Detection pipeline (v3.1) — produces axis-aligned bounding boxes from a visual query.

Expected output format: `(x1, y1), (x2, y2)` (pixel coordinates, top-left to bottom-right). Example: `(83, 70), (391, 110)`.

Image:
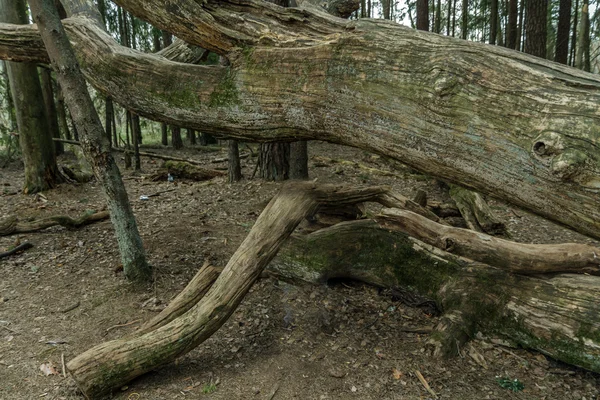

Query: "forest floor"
(1, 141), (599, 400)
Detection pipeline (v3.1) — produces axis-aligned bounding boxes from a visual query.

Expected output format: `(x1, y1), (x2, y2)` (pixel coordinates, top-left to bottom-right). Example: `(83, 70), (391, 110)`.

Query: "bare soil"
(1, 142), (599, 400)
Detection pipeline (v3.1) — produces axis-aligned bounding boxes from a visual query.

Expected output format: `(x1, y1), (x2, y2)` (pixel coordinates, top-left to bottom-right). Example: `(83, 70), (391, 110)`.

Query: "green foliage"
(201, 383), (217, 394)
(496, 376), (525, 392)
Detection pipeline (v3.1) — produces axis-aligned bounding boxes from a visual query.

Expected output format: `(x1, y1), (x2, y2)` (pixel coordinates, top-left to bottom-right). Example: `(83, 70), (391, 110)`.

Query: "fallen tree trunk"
(0, 1), (599, 239)
(149, 160), (224, 182)
(269, 218), (600, 373)
(0, 210), (109, 236)
(66, 182), (389, 398)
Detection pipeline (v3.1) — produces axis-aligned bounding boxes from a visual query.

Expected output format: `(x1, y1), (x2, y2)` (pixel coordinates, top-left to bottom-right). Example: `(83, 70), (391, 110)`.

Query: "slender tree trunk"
(56, 83), (71, 141)
(506, 0), (518, 48)
(171, 125), (183, 149)
(105, 97), (113, 147)
(27, 0), (151, 283)
(186, 128), (196, 145)
(227, 140), (242, 182)
(434, 0), (441, 33)
(461, 0), (468, 39)
(0, 0), (60, 193)
(489, 0), (498, 44)
(554, 0), (571, 64)
(1, 61), (16, 132)
(39, 67), (63, 155)
(575, 0), (590, 71)
(131, 112), (141, 170)
(111, 102), (118, 147)
(382, 0), (390, 19)
(360, 0), (366, 17)
(417, 0), (429, 31)
(517, 0), (524, 51)
(125, 109), (130, 148)
(259, 142), (289, 181)
(451, 0), (456, 36)
(569, 0), (579, 66)
(446, 0), (452, 34)
(160, 123), (168, 146)
(524, 0), (548, 58)
(289, 141), (309, 180)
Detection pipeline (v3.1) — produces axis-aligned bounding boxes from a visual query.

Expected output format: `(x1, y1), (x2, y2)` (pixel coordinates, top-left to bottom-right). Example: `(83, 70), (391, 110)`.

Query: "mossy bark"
(270, 219), (600, 373)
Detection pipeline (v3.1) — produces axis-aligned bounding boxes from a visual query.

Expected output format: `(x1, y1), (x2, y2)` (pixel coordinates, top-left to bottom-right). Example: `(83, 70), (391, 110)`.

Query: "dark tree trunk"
(489, 0), (498, 44)
(199, 132), (217, 146)
(186, 128), (196, 145)
(27, 0), (151, 282)
(575, 0), (590, 72)
(289, 141), (309, 180)
(105, 96), (113, 147)
(131, 112), (141, 170)
(569, 0), (579, 66)
(161, 123), (168, 146)
(434, 0), (441, 33)
(125, 109), (130, 147)
(360, 0), (366, 17)
(417, 0), (429, 31)
(446, 0), (452, 35)
(56, 83), (71, 140)
(382, 0), (390, 20)
(524, 0), (548, 58)
(506, 0), (518, 49)
(171, 125), (183, 149)
(259, 142), (289, 181)
(451, 0), (456, 36)
(554, 0), (571, 64)
(461, 0), (468, 39)
(0, 0), (60, 194)
(39, 67), (63, 155)
(227, 140), (242, 182)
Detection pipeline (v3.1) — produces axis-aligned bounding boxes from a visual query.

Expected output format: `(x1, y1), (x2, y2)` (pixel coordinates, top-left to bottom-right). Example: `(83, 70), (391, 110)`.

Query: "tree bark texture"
(554, 0), (571, 64)
(461, 0), (468, 39)
(417, 0), (429, 31)
(289, 141), (309, 180)
(269, 218), (600, 371)
(1, 0), (600, 240)
(227, 140), (242, 182)
(575, 0), (590, 72)
(131, 112), (141, 170)
(171, 125), (183, 150)
(186, 128), (196, 145)
(260, 142), (289, 181)
(0, 0), (60, 194)
(0, 210), (109, 236)
(39, 66), (63, 155)
(489, 0), (498, 44)
(524, 0), (548, 58)
(27, 0), (151, 283)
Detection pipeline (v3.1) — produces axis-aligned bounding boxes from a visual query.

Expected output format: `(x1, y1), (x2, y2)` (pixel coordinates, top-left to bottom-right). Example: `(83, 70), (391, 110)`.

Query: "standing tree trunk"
(575, 0), (590, 72)
(39, 67), (63, 156)
(434, 0), (441, 33)
(451, 0), (457, 36)
(1, 61), (16, 132)
(186, 128), (196, 145)
(417, 0), (429, 31)
(446, 0), (452, 35)
(131, 112), (141, 170)
(259, 143), (289, 181)
(489, 0), (498, 44)
(105, 96), (113, 147)
(227, 140), (242, 183)
(56, 83), (71, 140)
(461, 0), (468, 39)
(27, 0), (151, 283)
(289, 141), (309, 180)
(569, 0), (579, 66)
(554, 0), (571, 64)
(524, 0), (547, 58)
(199, 132), (217, 146)
(0, 0), (61, 194)
(516, 0), (524, 50)
(171, 125), (183, 149)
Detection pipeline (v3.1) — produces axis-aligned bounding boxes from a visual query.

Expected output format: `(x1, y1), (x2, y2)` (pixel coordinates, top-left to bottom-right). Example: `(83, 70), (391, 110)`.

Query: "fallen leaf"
(392, 368), (403, 380)
(39, 362), (59, 376)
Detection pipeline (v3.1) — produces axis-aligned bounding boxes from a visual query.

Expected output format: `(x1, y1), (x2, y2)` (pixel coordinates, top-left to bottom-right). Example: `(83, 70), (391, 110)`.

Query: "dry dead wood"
(149, 160), (224, 182)
(449, 185), (506, 235)
(0, 211), (109, 237)
(0, 242), (33, 259)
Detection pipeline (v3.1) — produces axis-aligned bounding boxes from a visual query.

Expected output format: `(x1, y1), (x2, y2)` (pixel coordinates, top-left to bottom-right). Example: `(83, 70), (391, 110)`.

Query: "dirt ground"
(1, 141), (599, 400)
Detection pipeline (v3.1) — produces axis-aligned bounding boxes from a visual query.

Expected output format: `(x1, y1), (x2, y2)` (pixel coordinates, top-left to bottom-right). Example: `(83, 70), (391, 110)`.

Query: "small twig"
(105, 319), (141, 333)
(61, 353), (67, 378)
(0, 242), (34, 259)
(415, 370), (437, 399)
(265, 382), (280, 400)
(147, 188), (177, 198)
(397, 326), (433, 334)
(59, 301), (80, 314)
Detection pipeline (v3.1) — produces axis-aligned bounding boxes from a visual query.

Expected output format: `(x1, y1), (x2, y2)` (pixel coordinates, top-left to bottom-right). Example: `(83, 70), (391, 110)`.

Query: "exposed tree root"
(0, 210), (109, 236)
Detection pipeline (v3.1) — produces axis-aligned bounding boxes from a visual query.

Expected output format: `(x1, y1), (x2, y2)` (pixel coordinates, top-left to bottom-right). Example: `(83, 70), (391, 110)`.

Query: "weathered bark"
(259, 142), (289, 181)
(461, 0), (468, 39)
(524, 0), (547, 58)
(570, 0), (579, 66)
(0, 0), (60, 194)
(39, 67), (63, 156)
(270, 218), (600, 371)
(0, 0), (599, 240)
(66, 183), (388, 398)
(489, 0), (498, 44)
(554, 0), (571, 64)
(575, 0), (590, 72)
(227, 140), (242, 183)
(186, 128), (196, 145)
(28, 0), (151, 283)
(55, 83), (71, 140)
(0, 211), (109, 236)
(449, 185), (506, 235)
(289, 141), (309, 180)
(171, 125), (183, 150)
(417, 0), (429, 31)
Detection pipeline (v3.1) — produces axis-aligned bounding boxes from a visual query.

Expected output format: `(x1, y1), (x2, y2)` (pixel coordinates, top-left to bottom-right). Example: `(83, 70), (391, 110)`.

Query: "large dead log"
(66, 183), (390, 398)
(0, 1), (599, 239)
(269, 218), (600, 373)
(0, 211), (109, 236)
